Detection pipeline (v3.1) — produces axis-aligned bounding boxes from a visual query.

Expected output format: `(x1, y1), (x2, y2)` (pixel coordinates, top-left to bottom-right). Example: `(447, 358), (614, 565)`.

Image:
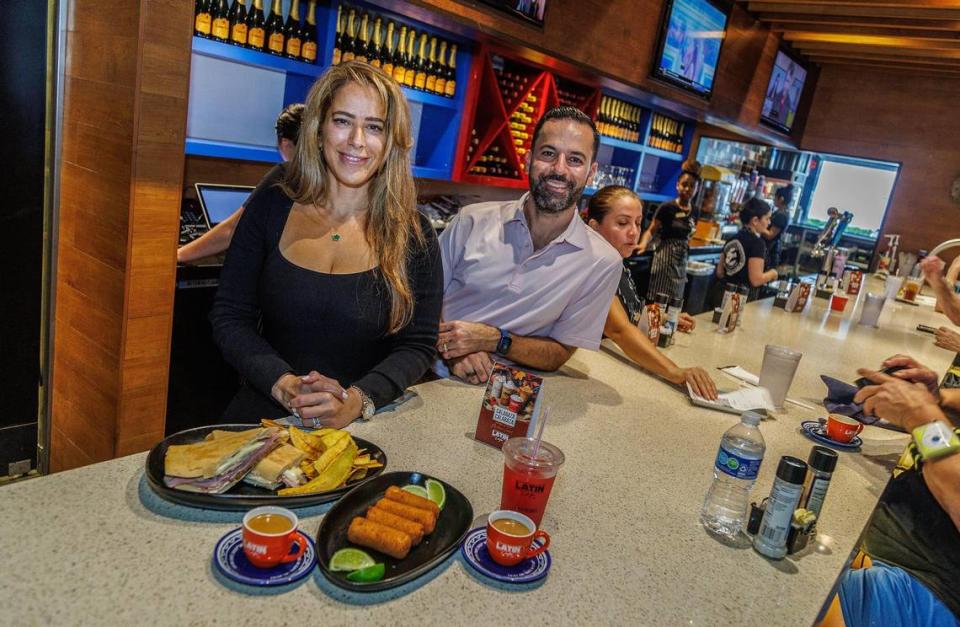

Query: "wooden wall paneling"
(51, 0), (193, 471)
(800, 64), (960, 255)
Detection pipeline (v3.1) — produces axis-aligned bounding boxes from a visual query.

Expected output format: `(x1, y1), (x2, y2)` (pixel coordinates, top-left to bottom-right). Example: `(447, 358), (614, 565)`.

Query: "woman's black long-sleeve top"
(210, 176), (443, 421)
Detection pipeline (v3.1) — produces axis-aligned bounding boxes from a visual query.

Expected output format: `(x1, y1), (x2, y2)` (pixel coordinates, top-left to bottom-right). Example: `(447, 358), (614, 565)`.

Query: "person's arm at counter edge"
(177, 206), (245, 264)
(855, 370), (960, 531)
(603, 298), (718, 399)
(438, 320), (575, 372)
(921, 255), (960, 326)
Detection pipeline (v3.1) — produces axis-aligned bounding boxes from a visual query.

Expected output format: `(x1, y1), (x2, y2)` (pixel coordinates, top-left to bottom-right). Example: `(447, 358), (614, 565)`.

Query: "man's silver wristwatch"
(350, 386), (375, 421)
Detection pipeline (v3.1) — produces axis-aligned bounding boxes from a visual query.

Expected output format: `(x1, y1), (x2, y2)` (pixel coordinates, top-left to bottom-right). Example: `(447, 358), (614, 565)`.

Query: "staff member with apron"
(637, 159), (701, 301)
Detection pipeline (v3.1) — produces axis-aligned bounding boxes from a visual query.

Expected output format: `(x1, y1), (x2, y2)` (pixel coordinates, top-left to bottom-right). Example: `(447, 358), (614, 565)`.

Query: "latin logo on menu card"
(474, 363), (544, 449)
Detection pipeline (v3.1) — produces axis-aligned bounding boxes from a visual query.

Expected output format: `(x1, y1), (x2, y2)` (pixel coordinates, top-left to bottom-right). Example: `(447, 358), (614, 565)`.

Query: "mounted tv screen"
(761, 50), (808, 133)
(653, 0), (729, 98)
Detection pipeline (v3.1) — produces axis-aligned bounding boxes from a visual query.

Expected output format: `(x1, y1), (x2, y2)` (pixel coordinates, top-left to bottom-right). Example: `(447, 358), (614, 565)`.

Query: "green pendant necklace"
(332, 232), (342, 241)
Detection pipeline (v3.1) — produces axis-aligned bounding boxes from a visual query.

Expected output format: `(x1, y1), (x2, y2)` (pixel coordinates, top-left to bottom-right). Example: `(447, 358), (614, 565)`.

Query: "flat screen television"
(652, 0), (729, 98)
(761, 49), (808, 134)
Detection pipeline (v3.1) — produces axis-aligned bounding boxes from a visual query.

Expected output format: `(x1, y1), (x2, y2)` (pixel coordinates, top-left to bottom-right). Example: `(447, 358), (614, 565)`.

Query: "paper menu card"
(474, 363), (544, 449)
(687, 383), (776, 414)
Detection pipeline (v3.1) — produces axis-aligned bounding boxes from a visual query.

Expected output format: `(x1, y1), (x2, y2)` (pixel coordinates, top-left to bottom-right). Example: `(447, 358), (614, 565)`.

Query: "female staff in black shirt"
(717, 197), (778, 291)
(637, 160), (702, 301)
(587, 186), (717, 399)
(210, 62), (443, 426)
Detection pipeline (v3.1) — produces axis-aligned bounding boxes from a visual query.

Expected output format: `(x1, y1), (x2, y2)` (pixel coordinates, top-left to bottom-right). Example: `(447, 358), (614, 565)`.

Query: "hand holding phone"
(855, 365), (906, 388)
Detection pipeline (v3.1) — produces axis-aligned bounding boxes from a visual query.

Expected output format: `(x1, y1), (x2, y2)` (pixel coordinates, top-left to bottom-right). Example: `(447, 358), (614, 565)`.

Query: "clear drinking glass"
(759, 345), (803, 409)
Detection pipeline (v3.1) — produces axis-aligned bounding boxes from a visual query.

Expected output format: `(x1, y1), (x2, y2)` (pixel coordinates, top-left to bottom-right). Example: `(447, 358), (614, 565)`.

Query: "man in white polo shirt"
(437, 106), (622, 384)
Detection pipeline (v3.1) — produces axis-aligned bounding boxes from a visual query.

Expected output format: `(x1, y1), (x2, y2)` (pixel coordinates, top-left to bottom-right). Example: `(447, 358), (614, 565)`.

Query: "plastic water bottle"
(700, 411), (766, 540)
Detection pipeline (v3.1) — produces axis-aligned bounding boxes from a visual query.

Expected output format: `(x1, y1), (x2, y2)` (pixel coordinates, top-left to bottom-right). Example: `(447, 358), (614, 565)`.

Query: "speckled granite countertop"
(0, 280), (950, 626)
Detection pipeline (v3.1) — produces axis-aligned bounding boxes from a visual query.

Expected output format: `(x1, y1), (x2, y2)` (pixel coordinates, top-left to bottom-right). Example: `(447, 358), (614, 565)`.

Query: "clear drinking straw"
(531, 405), (549, 459)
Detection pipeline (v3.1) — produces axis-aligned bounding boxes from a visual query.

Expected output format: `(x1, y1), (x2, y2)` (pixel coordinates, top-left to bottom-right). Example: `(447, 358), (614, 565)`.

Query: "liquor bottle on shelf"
(381, 21), (396, 76)
(369, 17), (383, 68)
(283, 0), (302, 60)
(403, 30), (416, 87)
(354, 12), (369, 63)
(413, 33), (428, 90)
(341, 8), (356, 62)
(265, 0), (285, 55)
(246, 0), (266, 51)
(211, 0), (230, 42)
(300, 0), (317, 63)
(228, 0), (248, 46)
(331, 3), (343, 64)
(444, 44), (457, 98)
(392, 25), (408, 84)
(195, 0), (213, 38)
(434, 40), (448, 96)
(425, 37), (439, 94)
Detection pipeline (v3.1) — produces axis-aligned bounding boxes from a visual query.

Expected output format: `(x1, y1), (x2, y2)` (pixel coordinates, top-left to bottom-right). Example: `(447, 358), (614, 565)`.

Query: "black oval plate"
(145, 424), (387, 511)
(315, 471), (474, 592)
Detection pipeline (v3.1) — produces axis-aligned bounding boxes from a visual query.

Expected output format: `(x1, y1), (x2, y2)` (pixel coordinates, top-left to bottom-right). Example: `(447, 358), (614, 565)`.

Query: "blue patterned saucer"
(460, 527), (551, 584)
(212, 527), (317, 587)
(801, 420), (862, 450)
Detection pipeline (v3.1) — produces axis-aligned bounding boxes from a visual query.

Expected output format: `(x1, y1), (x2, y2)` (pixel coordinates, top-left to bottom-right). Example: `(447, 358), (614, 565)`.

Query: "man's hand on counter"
(437, 320), (500, 359)
(854, 368), (945, 433)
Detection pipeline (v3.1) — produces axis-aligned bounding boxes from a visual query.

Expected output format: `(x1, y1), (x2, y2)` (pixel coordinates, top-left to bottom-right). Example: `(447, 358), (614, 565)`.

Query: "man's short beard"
(529, 173), (585, 215)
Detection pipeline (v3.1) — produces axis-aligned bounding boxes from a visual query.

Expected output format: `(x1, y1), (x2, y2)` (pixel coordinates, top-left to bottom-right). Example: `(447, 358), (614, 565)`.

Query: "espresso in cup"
(242, 506), (308, 569)
(486, 510), (550, 567)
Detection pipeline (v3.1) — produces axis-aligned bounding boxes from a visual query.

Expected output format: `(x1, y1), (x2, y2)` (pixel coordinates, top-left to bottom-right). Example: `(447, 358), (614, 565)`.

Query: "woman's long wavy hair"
(282, 62), (424, 334)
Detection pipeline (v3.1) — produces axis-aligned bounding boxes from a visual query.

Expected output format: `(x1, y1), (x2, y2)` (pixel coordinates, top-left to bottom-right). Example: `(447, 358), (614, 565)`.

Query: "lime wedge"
(346, 562), (386, 583)
(402, 484), (429, 499)
(425, 478), (446, 510)
(329, 548), (375, 572)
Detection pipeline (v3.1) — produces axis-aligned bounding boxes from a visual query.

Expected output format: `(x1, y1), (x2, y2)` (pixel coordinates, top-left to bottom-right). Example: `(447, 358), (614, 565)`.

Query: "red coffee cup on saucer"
(486, 510), (550, 567)
(826, 414), (863, 443)
(241, 506), (308, 568)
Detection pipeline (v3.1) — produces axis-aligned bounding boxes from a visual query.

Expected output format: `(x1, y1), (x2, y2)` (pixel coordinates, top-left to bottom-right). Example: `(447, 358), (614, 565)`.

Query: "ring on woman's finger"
(442, 342), (449, 352)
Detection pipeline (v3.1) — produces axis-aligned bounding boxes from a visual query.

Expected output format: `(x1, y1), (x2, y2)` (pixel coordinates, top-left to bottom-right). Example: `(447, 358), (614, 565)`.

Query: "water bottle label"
(715, 444), (762, 480)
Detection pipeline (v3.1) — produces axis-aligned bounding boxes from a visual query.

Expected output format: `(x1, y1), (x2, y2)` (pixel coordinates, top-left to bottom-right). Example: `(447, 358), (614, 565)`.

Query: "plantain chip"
(278, 445), (358, 496)
(299, 459), (318, 479)
(289, 426), (327, 457)
(347, 467), (367, 482)
(312, 435), (356, 475)
(320, 430), (349, 450)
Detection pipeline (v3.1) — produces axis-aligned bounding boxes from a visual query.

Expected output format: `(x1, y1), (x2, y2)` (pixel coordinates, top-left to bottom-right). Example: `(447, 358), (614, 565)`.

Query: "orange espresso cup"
(241, 506), (308, 569)
(826, 414), (863, 443)
(486, 510), (550, 567)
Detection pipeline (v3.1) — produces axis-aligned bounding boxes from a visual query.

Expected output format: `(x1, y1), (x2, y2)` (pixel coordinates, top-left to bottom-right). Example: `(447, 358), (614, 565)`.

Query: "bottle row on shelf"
(649, 113), (685, 154)
(332, 4), (457, 98)
(467, 145), (518, 178)
(597, 95), (642, 144)
(195, 0), (319, 64)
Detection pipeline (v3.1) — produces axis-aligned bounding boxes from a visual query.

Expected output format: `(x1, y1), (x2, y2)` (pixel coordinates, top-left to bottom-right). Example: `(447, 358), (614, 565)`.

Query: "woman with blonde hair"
(211, 62), (442, 426)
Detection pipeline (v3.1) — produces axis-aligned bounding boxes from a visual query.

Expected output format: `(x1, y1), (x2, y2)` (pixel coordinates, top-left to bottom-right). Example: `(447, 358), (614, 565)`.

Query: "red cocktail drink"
(500, 437), (565, 527)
